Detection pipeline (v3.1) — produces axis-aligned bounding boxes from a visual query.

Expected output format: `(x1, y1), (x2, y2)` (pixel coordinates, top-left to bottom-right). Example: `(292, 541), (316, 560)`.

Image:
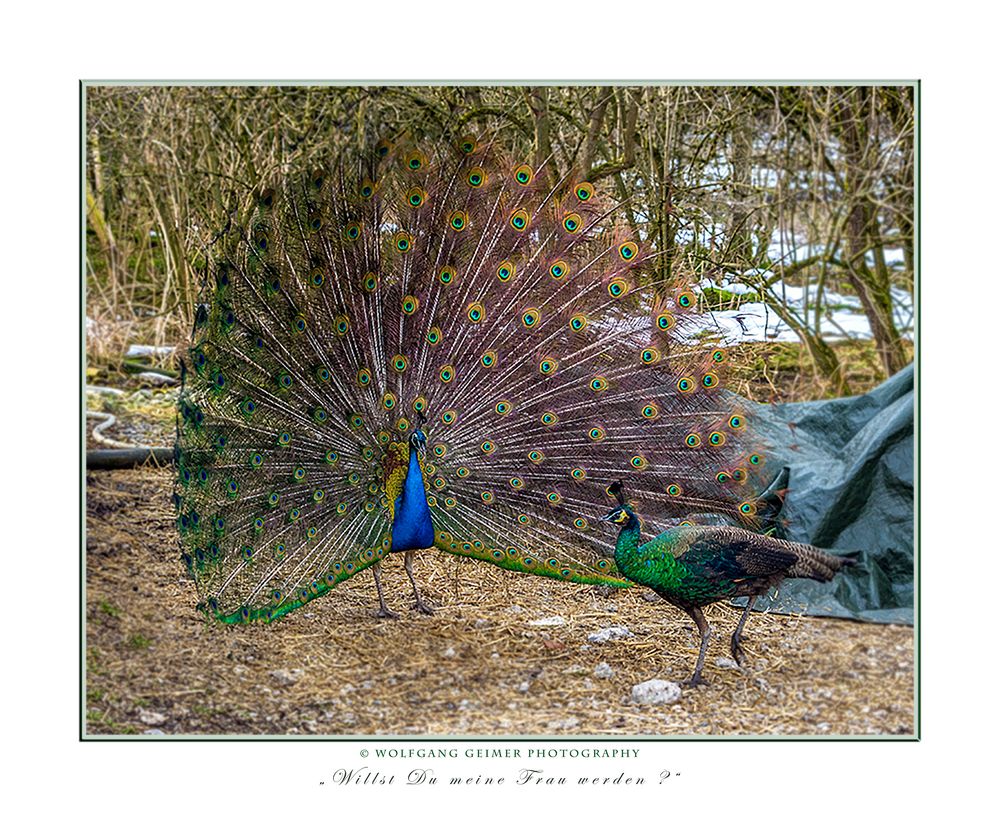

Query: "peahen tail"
(784, 542), (856, 582)
(175, 133), (770, 623)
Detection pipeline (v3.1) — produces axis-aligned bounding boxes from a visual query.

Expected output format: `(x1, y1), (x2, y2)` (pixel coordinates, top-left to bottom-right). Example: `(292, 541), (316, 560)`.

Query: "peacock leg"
(372, 564), (400, 619)
(404, 551), (434, 615)
(730, 596), (755, 667)
(683, 606), (712, 687)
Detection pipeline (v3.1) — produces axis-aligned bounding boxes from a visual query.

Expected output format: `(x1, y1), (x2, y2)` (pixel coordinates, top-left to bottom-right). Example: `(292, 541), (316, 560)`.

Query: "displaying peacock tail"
(175, 134), (768, 624)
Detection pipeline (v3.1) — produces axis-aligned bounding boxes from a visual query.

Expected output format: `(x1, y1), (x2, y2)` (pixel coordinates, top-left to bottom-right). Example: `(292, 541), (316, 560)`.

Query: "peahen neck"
(613, 510), (643, 565)
(613, 509), (683, 588)
(389, 444), (435, 552)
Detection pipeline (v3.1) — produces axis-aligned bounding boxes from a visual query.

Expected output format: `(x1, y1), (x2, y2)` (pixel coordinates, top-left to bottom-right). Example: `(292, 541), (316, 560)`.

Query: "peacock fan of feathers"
(174, 135), (768, 625)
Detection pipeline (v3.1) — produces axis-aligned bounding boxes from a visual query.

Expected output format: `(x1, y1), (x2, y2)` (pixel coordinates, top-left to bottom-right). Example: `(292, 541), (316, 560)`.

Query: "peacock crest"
(175, 135), (767, 623)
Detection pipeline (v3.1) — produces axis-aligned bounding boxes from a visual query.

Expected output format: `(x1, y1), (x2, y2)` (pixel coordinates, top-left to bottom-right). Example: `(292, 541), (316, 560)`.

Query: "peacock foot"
(681, 675), (708, 688)
(412, 600), (435, 615)
(375, 607), (401, 619)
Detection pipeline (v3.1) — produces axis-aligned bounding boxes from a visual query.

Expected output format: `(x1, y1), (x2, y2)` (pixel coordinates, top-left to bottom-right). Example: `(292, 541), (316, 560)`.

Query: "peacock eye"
(656, 312), (675, 331)
(406, 187), (427, 208)
(618, 241), (638, 261)
(539, 358), (558, 375)
(497, 261), (516, 281)
(405, 150), (426, 170)
(513, 164), (533, 185)
(608, 278), (628, 298)
(562, 213), (582, 233)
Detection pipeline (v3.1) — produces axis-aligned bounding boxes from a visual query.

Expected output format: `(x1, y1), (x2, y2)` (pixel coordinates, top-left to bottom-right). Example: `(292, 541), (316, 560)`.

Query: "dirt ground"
(84, 467), (915, 738)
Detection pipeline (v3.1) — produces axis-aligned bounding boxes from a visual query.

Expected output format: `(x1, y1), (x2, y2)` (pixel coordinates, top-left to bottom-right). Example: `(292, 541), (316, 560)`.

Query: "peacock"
(174, 134), (770, 625)
(601, 481), (854, 686)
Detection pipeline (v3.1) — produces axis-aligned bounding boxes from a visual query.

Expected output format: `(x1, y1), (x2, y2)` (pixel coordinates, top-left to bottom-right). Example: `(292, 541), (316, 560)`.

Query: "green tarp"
(742, 364), (914, 624)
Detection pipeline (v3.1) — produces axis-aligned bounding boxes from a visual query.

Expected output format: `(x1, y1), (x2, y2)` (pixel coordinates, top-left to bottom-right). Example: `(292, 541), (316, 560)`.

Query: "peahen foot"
(729, 596), (755, 668)
(681, 674), (708, 688)
(730, 636), (747, 667)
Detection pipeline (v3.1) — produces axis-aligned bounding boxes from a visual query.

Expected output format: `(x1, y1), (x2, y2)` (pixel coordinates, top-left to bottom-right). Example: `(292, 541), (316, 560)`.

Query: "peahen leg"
(683, 606), (712, 687)
(404, 551), (434, 615)
(372, 564), (399, 619)
(730, 596), (755, 667)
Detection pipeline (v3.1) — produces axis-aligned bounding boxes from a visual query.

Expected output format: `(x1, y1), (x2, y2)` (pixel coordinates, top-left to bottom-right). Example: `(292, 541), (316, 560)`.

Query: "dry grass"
(85, 468), (914, 738)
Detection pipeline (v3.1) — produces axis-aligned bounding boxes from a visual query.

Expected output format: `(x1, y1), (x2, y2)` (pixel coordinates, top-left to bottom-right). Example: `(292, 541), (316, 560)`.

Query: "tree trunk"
(836, 87), (909, 376)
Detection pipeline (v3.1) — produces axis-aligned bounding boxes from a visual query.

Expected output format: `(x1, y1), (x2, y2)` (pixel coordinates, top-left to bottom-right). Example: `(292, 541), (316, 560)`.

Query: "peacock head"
(409, 428), (427, 452)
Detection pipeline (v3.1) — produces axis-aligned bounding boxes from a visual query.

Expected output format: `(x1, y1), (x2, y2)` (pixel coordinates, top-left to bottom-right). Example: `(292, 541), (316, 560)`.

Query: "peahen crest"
(175, 135), (767, 624)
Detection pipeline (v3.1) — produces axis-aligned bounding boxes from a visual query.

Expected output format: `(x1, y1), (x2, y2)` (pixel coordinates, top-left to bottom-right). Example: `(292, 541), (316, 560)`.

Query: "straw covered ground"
(85, 467), (914, 737)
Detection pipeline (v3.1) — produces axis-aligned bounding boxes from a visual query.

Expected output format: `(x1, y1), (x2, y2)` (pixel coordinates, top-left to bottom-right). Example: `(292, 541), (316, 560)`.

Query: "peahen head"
(600, 481), (638, 527)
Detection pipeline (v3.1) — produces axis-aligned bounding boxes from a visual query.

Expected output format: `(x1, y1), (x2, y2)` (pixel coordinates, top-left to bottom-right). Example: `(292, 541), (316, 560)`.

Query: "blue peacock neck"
(389, 443), (435, 553)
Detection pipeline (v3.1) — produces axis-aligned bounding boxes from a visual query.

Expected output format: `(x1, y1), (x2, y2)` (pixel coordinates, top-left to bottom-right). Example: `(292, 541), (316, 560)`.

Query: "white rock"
(529, 616), (566, 627)
(138, 709), (167, 726)
(630, 679), (682, 705)
(270, 668), (304, 685)
(587, 625), (634, 643)
(594, 662), (614, 679)
(715, 656), (740, 669)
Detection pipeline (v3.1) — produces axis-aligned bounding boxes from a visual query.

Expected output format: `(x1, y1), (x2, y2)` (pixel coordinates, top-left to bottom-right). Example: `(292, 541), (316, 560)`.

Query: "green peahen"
(602, 481), (854, 686)
(175, 135), (768, 624)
